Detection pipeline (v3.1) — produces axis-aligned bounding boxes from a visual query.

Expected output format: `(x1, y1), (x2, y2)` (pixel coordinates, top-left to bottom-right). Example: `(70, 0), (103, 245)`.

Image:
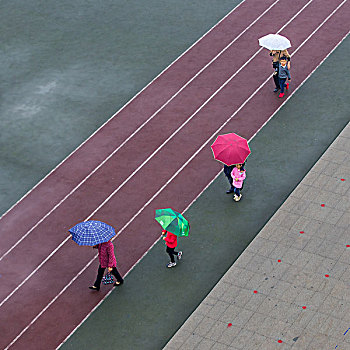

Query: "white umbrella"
(258, 34), (291, 50)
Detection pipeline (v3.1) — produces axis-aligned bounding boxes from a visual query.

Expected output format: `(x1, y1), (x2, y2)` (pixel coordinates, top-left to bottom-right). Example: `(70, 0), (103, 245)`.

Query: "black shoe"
(89, 286), (100, 291)
(273, 88), (279, 92)
(226, 188), (234, 194)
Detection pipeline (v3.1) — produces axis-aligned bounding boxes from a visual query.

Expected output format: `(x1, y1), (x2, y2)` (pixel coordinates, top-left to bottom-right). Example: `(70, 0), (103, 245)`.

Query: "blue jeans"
(233, 187), (241, 196)
(279, 78), (287, 93)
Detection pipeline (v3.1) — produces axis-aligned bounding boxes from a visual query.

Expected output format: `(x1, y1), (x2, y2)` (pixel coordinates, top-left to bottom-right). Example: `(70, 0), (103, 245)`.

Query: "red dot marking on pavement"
(346, 245), (350, 248)
(278, 340), (283, 343)
(227, 323), (233, 327)
(302, 306), (307, 309)
(341, 178), (345, 181)
(321, 204), (325, 207)
(325, 274), (330, 278)
(278, 259), (282, 263)
(253, 290), (258, 294)
(300, 231), (304, 234)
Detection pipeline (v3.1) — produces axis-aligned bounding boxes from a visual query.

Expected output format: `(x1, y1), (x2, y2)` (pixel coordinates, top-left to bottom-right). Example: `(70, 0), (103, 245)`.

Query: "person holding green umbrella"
(155, 208), (189, 268)
(162, 230), (182, 268)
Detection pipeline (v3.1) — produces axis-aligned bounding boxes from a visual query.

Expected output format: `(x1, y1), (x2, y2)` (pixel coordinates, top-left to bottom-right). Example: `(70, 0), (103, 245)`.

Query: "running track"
(1, 0), (349, 348)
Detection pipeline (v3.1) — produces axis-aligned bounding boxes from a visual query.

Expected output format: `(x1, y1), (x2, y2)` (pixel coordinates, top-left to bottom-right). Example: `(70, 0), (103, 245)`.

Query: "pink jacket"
(231, 167), (246, 189)
(163, 230), (177, 248)
(98, 241), (117, 268)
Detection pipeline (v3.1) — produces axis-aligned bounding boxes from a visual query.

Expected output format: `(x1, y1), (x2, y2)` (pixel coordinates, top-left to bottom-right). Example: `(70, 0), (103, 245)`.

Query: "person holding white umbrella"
(270, 49), (291, 92)
(259, 34), (291, 92)
(277, 56), (291, 98)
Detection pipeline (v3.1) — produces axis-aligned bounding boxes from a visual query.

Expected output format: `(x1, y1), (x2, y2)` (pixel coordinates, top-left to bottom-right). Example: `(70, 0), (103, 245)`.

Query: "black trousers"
(94, 265), (123, 288)
(223, 165), (234, 190)
(273, 65), (280, 88)
(166, 246), (179, 263)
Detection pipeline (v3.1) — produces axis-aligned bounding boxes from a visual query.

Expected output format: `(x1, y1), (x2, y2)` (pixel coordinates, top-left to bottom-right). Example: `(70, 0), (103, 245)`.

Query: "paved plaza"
(165, 122), (350, 349)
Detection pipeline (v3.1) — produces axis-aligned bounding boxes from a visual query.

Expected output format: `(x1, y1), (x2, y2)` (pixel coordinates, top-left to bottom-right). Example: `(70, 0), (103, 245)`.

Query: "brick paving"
(164, 122), (350, 350)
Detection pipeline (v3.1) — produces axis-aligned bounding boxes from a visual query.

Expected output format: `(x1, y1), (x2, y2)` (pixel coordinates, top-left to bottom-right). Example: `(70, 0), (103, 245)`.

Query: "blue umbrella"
(69, 220), (116, 246)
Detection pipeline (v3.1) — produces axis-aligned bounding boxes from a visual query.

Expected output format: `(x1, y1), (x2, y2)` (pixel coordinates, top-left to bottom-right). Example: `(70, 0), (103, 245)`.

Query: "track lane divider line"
(0, 0), (249, 223)
(7, 2), (348, 348)
(0, 0), (281, 262)
(0, 0), (316, 311)
(57, 167), (224, 349)
(57, 23), (350, 350)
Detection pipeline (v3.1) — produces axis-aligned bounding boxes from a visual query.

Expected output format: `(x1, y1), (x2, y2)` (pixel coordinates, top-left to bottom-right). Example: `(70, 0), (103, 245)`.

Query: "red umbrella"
(211, 133), (251, 166)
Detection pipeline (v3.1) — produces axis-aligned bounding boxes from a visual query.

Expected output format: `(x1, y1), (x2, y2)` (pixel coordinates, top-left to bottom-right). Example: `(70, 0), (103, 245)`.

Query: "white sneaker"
(237, 194), (242, 201)
(167, 262), (176, 268)
(233, 194), (238, 202)
(177, 251), (182, 260)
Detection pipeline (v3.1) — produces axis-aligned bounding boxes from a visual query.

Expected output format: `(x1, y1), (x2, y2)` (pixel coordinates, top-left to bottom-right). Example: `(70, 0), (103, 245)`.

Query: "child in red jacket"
(162, 230), (182, 268)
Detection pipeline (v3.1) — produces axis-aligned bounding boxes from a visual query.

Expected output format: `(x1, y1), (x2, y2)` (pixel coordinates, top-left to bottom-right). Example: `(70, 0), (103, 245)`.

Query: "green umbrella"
(155, 208), (190, 237)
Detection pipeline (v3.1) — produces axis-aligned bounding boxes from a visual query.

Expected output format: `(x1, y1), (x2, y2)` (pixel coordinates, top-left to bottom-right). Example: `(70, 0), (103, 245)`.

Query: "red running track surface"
(0, 0), (349, 348)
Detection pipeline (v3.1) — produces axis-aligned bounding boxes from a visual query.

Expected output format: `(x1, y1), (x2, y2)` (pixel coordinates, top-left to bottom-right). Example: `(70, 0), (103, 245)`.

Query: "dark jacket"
(223, 165), (234, 178)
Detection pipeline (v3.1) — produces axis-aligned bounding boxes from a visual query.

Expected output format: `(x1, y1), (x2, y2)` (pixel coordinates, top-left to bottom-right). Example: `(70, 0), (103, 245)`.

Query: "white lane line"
(0, 0), (315, 310)
(0, 0), (249, 223)
(7, 3), (347, 349)
(58, 23), (350, 349)
(57, 168), (224, 349)
(0, 0), (280, 262)
(75, 0), (311, 221)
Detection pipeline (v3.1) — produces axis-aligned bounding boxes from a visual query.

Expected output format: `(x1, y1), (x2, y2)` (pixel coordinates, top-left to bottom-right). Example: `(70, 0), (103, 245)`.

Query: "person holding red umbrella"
(223, 164), (235, 194)
(211, 133), (250, 200)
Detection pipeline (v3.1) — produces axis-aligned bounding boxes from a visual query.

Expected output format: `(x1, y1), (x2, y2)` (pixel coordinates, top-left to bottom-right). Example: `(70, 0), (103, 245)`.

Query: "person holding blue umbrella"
(89, 240), (124, 291)
(69, 220), (124, 291)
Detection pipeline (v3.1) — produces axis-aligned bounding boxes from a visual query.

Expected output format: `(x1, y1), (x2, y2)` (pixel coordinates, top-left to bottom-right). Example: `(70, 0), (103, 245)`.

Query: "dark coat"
(223, 165), (234, 178)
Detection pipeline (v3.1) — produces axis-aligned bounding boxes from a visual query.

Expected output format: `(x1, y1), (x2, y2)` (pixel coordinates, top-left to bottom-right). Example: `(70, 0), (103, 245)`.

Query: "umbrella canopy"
(69, 220), (116, 246)
(258, 34), (291, 50)
(155, 208), (190, 237)
(211, 133), (250, 166)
